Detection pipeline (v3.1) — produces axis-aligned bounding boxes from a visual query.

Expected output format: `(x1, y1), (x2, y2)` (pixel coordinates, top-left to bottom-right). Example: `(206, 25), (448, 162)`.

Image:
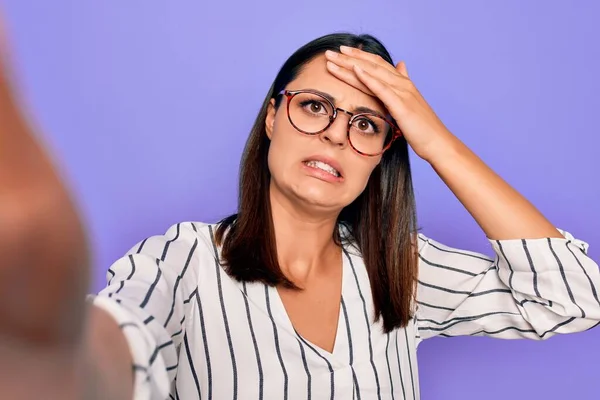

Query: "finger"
(339, 45), (398, 74)
(325, 60), (375, 97)
(396, 61), (409, 78)
(325, 50), (407, 90)
(352, 65), (406, 120)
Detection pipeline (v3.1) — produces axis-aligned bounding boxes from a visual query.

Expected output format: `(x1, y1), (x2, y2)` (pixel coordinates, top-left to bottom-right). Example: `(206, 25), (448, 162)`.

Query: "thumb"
(396, 61), (409, 78)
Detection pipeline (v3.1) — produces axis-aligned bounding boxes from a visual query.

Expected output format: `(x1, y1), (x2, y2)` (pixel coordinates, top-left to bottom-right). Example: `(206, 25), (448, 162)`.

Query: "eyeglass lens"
(287, 91), (393, 155)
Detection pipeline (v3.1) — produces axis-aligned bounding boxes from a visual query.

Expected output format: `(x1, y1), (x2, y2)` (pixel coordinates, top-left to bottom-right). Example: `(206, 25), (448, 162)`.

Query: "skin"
(265, 54), (387, 352)
(0, 19), (133, 399)
(0, 13), (563, 395)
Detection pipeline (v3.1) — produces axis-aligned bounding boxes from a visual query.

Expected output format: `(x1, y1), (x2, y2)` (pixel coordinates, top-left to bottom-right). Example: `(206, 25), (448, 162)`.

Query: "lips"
(304, 160), (340, 177)
(302, 155), (344, 179)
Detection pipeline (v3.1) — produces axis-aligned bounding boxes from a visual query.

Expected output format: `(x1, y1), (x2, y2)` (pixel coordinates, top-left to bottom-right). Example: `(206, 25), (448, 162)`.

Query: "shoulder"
(122, 220), (223, 266)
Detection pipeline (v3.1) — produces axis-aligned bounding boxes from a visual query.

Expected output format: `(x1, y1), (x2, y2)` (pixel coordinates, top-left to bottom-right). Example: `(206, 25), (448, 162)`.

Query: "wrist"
(421, 132), (464, 166)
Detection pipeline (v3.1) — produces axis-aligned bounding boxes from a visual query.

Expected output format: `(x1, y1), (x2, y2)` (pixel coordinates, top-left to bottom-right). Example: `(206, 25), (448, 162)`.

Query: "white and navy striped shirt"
(90, 222), (600, 400)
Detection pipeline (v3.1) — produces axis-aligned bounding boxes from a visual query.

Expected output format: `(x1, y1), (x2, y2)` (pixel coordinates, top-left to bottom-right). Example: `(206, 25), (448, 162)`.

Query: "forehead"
(286, 54), (387, 114)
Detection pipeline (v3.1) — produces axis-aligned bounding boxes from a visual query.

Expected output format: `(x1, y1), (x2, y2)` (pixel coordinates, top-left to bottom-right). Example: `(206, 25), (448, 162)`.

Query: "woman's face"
(265, 53), (386, 216)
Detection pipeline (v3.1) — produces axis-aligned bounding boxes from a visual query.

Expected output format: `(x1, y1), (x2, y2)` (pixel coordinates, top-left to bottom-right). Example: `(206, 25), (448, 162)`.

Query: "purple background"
(3, 1), (599, 399)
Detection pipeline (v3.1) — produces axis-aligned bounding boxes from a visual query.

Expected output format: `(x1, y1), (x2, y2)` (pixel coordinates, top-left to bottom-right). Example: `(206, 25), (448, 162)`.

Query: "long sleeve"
(415, 228), (600, 343)
(88, 222), (202, 400)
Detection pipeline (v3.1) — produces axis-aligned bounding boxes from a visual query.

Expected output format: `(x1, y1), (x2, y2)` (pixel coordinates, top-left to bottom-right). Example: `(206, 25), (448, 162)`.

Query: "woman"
(1, 30), (599, 399)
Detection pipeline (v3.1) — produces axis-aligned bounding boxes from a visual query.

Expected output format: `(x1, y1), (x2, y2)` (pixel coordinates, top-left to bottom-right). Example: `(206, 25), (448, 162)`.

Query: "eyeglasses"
(278, 89), (402, 157)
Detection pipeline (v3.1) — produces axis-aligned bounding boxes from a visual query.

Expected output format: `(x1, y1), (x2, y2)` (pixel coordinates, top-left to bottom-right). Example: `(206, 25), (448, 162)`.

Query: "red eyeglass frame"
(278, 89), (402, 157)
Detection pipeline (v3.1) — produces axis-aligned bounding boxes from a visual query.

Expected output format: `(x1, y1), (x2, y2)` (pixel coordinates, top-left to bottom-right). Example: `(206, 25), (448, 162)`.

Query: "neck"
(269, 183), (341, 285)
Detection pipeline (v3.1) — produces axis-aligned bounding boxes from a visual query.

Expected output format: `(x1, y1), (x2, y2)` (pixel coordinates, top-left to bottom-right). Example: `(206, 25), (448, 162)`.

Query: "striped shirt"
(90, 221), (600, 400)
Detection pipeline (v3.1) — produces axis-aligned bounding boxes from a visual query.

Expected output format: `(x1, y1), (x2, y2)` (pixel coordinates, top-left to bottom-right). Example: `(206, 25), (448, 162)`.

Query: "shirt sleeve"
(415, 228), (600, 343)
(88, 222), (202, 400)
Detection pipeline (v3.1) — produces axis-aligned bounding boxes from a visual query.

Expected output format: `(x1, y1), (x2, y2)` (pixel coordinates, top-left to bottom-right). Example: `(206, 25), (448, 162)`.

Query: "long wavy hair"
(215, 33), (418, 332)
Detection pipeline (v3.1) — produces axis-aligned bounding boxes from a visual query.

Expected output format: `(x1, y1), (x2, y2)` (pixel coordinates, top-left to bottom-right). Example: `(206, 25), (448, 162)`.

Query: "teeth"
(305, 160), (340, 177)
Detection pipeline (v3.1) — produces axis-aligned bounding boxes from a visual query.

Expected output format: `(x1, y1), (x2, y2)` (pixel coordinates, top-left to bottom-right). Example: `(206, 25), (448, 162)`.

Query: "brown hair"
(215, 33), (418, 332)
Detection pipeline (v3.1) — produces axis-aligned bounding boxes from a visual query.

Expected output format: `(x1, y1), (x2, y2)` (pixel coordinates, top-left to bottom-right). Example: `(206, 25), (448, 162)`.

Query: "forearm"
(81, 305), (134, 400)
(427, 135), (562, 240)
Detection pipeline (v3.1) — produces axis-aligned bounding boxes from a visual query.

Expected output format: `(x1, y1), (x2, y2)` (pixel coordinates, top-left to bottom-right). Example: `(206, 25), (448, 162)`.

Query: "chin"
(270, 172), (357, 213)
(292, 184), (351, 211)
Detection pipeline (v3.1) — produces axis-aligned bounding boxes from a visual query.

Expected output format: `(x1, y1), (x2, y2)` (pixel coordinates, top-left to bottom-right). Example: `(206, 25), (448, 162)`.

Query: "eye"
(353, 117), (380, 135)
(300, 100), (329, 116)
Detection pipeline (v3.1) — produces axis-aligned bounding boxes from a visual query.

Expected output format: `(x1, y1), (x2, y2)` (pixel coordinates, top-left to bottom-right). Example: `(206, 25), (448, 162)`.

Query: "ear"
(265, 98), (276, 139)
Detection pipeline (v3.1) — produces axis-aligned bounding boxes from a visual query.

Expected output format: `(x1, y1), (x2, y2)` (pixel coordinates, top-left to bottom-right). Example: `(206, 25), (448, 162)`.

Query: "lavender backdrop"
(3, 1), (599, 399)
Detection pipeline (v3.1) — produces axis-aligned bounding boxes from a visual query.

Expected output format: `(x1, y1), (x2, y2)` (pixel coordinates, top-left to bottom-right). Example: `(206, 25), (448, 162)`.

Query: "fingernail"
(325, 50), (338, 58)
(340, 45), (353, 54)
(327, 61), (339, 69)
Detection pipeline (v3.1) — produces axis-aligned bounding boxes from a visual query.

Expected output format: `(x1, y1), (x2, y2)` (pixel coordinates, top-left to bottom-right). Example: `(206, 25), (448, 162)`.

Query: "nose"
(320, 108), (352, 148)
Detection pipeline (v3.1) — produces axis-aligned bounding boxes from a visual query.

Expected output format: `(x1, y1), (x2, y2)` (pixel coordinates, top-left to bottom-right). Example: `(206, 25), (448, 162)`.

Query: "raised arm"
(415, 229), (600, 341)
(321, 45), (600, 340)
(408, 59), (600, 340)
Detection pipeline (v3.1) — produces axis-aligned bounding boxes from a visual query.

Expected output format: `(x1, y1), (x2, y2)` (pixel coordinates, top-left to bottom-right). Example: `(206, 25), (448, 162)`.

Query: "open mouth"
(303, 160), (341, 178)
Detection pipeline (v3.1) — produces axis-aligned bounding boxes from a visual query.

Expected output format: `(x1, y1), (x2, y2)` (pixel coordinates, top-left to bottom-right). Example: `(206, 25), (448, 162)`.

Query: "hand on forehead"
(290, 53), (387, 115)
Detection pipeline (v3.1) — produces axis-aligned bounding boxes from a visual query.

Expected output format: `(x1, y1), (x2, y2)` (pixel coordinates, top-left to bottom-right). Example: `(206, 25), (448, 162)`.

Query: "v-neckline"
(267, 247), (349, 360)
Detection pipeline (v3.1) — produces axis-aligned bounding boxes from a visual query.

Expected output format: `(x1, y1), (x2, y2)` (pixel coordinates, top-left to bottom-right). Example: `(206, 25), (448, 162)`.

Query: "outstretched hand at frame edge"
(0, 10), (97, 399)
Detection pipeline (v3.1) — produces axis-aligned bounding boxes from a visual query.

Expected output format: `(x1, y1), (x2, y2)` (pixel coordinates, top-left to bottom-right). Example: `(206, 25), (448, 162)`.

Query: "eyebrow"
(305, 88), (386, 117)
